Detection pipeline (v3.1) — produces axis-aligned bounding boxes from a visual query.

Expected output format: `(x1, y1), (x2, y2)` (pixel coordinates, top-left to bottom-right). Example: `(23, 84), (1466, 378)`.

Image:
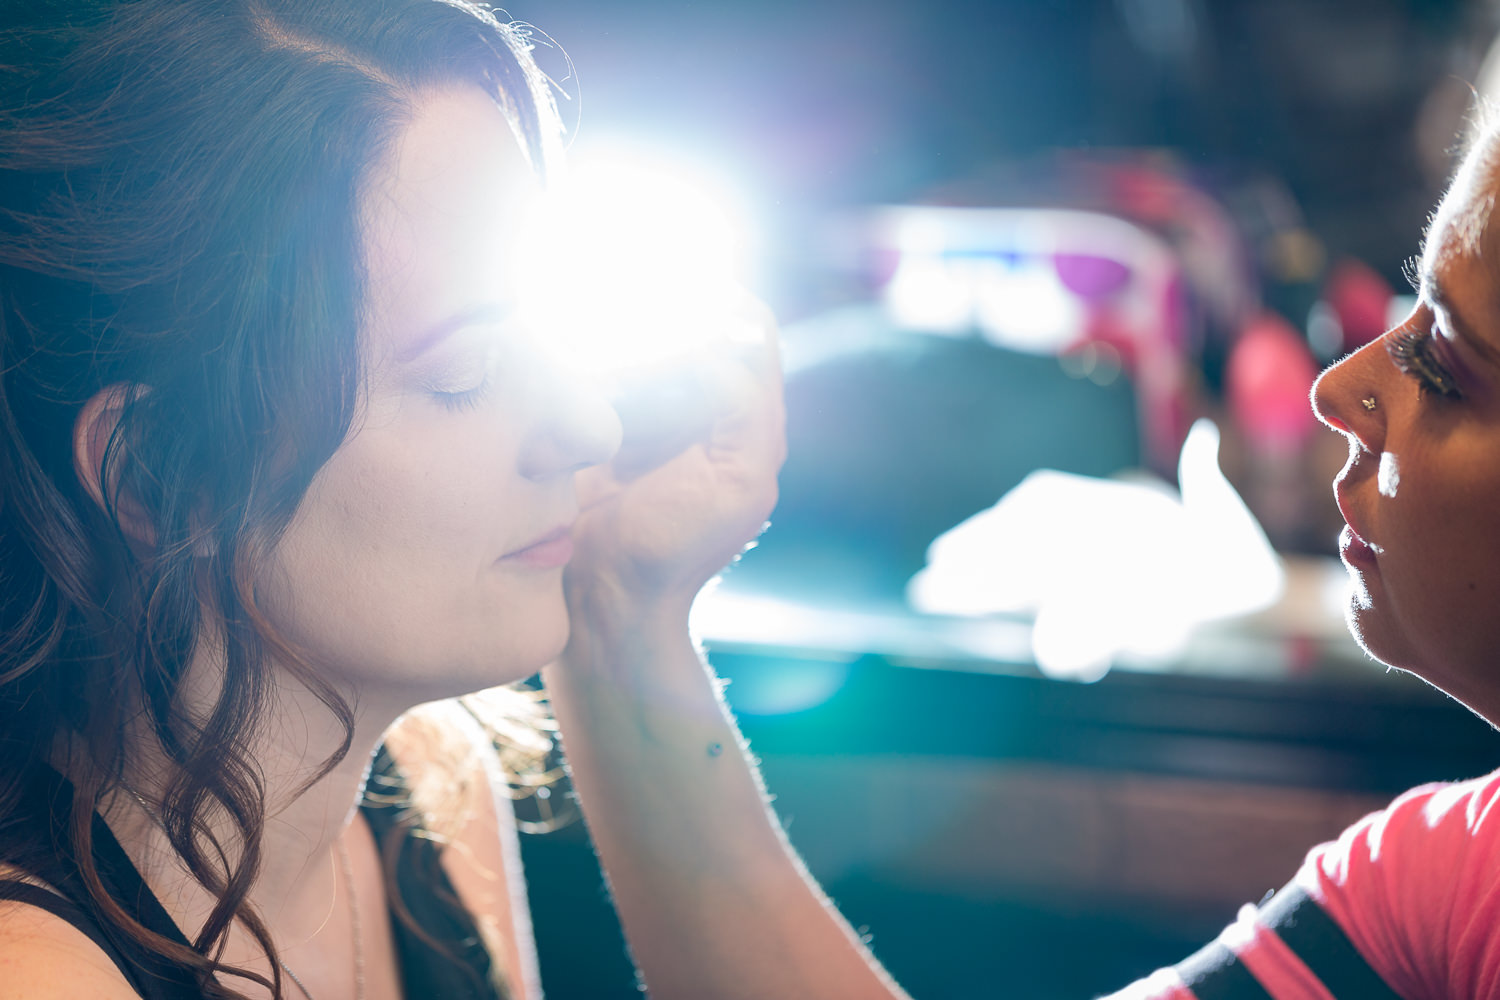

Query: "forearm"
(544, 598), (910, 1000)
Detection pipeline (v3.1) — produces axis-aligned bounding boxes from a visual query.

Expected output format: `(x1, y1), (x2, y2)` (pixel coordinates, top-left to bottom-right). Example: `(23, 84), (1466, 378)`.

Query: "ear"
(73, 383), (156, 548)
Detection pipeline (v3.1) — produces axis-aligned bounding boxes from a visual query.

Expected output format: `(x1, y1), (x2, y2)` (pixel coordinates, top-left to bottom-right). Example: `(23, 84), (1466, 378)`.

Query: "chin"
(1343, 576), (1409, 666)
(1346, 607), (1500, 726)
(482, 616), (571, 684)
(1347, 613), (1404, 669)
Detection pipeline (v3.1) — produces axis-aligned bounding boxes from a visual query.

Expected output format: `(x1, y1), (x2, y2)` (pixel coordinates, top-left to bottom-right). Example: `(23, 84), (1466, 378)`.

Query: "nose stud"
(1361, 396), (1377, 412)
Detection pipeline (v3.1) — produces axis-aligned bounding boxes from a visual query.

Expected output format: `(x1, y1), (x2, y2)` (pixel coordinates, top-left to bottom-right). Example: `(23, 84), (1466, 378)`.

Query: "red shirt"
(1106, 770), (1500, 999)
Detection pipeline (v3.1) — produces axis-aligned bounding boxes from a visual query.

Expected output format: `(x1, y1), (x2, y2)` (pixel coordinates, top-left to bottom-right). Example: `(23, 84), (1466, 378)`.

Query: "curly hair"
(0, 1), (562, 995)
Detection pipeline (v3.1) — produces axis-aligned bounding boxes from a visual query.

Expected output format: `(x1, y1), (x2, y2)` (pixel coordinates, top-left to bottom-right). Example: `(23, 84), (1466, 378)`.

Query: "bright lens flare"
(515, 152), (757, 378)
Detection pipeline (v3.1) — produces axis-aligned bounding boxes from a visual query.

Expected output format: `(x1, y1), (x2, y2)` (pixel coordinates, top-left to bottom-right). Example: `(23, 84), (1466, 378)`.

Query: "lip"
(1333, 488), (1379, 570)
(1338, 523), (1378, 570)
(502, 524), (575, 569)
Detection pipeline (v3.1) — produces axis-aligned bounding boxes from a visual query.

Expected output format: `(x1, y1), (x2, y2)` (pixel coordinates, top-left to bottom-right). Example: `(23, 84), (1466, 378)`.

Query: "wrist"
(563, 571), (696, 649)
(547, 583), (725, 743)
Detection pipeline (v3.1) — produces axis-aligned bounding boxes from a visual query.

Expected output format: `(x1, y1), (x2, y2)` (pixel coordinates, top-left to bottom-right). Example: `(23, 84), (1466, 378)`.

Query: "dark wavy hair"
(0, 0), (561, 995)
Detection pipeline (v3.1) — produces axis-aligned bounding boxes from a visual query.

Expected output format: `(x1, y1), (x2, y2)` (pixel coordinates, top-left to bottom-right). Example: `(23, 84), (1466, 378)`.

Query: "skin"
(1311, 131), (1500, 726)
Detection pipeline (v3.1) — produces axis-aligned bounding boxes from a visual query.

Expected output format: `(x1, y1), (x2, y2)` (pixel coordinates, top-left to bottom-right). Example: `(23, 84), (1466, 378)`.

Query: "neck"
(99, 645), (415, 952)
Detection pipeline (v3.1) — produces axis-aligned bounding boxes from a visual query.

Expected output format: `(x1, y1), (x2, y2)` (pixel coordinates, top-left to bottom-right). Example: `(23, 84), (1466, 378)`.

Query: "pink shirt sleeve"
(1302, 770), (1500, 999)
(1103, 769), (1500, 1000)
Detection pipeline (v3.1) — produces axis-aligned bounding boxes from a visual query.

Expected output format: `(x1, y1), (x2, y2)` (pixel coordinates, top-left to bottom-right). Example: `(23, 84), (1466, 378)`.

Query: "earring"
(1361, 396), (1377, 411)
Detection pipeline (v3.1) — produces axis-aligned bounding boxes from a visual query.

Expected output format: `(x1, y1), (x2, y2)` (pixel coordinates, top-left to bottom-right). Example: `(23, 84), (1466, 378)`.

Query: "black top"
(0, 751), (506, 999)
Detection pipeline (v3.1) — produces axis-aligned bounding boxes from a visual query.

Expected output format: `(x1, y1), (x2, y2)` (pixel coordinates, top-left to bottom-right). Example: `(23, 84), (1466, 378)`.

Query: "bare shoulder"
(0, 895), (142, 998)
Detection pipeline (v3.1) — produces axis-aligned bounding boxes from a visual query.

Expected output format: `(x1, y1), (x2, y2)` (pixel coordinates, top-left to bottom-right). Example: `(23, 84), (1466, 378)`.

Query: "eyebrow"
(1418, 263), (1500, 367)
(396, 303), (516, 363)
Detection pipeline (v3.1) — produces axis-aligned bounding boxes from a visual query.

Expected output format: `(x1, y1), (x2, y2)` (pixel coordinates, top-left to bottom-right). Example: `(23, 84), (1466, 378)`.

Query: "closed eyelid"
(413, 338), (501, 388)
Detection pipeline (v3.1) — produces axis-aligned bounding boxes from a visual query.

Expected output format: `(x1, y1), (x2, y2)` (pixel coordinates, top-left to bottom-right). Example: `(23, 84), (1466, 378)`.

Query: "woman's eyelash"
(1387, 327), (1462, 399)
(433, 374), (494, 412)
(1400, 255), (1421, 294)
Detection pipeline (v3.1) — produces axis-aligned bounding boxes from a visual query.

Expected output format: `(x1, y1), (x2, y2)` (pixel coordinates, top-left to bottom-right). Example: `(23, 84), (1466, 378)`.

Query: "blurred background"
(502, 1), (1500, 996)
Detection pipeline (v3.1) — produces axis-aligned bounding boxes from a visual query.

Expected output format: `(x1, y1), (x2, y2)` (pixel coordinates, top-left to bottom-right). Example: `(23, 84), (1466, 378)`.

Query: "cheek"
(251, 484), (566, 692)
(1376, 458), (1500, 664)
(331, 415), (514, 551)
(256, 419), (518, 647)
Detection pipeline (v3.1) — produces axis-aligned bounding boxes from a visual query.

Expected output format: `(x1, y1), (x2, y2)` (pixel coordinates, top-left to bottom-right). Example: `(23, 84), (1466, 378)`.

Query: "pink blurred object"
(1325, 258), (1394, 351)
(1053, 252), (1132, 301)
(1227, 312), (1320, 453)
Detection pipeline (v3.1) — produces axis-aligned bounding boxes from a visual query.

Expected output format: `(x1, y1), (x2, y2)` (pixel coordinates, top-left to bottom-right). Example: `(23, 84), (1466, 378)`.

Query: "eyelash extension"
(1400, 254), (1421, 294)
(1386, 327), (1462, 399)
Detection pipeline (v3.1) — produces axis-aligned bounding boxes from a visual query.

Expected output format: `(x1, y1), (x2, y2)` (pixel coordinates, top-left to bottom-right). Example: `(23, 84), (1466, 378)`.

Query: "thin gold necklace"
(122, 788), (365, 1000)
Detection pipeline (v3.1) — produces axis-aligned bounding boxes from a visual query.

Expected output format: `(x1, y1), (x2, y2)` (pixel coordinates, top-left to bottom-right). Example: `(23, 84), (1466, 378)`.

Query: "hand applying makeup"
(559, 288), (786, 630)
(542, 294), (909, 1000)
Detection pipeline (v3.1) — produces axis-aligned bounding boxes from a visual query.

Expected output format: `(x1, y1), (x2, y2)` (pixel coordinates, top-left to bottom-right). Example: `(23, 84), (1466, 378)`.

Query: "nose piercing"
(1361, 396), (1377, 411)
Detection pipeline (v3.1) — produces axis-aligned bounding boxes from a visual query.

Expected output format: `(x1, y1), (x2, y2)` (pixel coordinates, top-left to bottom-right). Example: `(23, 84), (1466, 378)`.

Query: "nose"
(519, 367), (623, 481)
(1310, 333), (1390, 453)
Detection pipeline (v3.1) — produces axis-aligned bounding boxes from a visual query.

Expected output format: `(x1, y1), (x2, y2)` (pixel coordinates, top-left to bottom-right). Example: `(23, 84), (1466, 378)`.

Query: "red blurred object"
(1227, 312), (1320, 453)
(1325, 258), (1394, 352)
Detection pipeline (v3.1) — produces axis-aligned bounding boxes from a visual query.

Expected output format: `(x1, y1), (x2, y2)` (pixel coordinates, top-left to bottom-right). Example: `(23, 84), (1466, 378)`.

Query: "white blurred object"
(907, 419), (1284, 681)
(875, 206), (1176, 354)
